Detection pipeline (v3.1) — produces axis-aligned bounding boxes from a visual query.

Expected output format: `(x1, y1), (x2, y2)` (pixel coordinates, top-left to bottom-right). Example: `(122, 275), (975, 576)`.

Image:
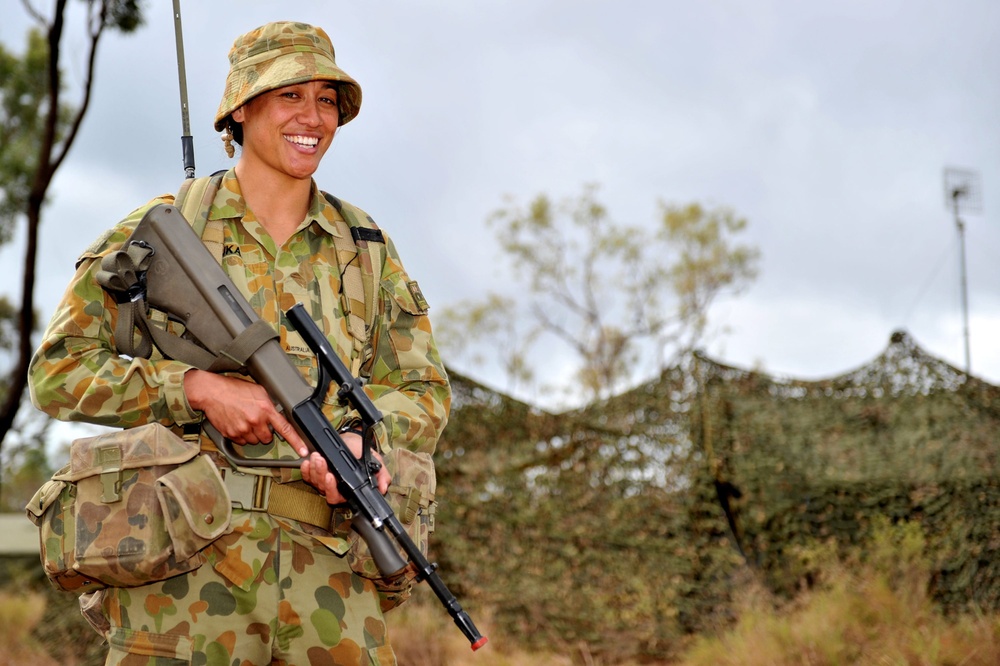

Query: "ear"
(232, 106), (246, 123)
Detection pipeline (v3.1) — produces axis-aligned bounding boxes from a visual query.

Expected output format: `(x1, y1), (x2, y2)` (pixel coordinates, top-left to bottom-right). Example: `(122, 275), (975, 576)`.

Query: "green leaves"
(441, 185), (761, 402)
(660, 202), (760, 336)
(103, 0), (146, 33)
(0, 30), (50, 242)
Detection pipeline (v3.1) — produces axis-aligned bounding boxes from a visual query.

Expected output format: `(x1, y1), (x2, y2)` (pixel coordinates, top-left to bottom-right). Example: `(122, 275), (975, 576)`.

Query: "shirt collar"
(207, 168), (344, 238)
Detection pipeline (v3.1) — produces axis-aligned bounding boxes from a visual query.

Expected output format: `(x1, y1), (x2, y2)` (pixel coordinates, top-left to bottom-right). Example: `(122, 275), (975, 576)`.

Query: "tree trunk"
(0, 0), (68, 450)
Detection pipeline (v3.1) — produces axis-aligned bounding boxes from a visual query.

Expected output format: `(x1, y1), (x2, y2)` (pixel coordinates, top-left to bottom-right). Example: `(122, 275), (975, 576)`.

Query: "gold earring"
(222, 127), (235, 158)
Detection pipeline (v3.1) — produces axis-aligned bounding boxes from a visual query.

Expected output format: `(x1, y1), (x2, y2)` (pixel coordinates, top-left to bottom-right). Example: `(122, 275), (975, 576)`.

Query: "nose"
(297, 99), (322, 127)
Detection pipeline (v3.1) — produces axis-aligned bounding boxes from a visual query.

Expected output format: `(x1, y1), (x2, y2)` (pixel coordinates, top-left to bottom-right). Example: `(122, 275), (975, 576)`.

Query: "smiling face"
(231, 80), (341, 183)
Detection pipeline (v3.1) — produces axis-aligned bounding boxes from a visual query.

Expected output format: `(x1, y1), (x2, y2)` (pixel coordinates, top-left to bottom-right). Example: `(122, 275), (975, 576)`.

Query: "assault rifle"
(120, 202), (487, 651)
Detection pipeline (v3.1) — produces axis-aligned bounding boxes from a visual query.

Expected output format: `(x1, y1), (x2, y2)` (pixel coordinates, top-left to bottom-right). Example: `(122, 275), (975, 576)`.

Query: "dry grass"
(8, 519), (1000, 666)
(388, 589), (662, 666)
(677, 520), (1000, 666)
(0, 590), (63, 666)
(389, 596), (577, 666)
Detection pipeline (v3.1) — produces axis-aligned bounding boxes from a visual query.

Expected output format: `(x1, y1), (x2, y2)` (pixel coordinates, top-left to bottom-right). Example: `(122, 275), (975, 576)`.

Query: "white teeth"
(285, 135), (319, 147)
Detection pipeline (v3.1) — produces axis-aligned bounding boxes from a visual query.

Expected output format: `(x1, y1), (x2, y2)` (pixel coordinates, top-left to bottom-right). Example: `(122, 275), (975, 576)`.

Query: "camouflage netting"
(9, 330), (997, 664)
(433, 330), (1000, 662)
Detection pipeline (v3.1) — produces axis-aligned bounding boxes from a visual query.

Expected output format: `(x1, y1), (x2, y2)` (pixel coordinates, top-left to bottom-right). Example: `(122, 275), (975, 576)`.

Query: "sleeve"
(362, 231), (451, 456)
(27, 198), (202, 429)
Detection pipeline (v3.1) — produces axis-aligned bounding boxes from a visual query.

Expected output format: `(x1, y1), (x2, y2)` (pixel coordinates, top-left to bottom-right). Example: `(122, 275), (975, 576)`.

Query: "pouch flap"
(54, 423), (198, 482)
(25, 477), (68, 526)
(385, 448), (436, 507)
(156, 455), (232, 542)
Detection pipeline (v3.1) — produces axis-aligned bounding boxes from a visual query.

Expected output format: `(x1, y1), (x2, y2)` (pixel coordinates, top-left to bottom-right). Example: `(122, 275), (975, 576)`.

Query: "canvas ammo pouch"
(25, 422), (232, 593)
(331, 447), (437, 608)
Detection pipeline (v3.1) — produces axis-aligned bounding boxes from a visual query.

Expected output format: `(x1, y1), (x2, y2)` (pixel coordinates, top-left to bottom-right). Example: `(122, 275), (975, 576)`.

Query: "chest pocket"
(279, 263), (358, 398)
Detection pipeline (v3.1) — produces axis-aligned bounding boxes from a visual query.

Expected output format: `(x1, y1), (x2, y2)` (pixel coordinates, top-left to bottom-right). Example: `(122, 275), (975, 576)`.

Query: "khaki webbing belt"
(221, 470), (332, 530)
(268, 481), (333, 528)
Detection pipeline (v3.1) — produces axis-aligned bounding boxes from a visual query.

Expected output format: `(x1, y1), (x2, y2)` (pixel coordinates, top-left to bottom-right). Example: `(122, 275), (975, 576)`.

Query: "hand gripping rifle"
(112, 203), (487, 650)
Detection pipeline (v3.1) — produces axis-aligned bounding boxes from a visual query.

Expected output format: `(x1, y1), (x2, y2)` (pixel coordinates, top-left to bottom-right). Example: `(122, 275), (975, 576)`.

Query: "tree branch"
(19, 0), (46, 25)
(50, 0), (107, 173)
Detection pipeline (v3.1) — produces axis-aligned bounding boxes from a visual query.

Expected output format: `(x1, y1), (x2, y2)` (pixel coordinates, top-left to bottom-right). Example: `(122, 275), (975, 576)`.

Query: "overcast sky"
(2, 0), (999, 408)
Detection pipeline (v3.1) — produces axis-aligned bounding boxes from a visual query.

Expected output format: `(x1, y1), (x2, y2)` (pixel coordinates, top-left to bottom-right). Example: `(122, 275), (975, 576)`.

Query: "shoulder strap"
(323, 193), (386, 376)
(175, 171), (227, 264)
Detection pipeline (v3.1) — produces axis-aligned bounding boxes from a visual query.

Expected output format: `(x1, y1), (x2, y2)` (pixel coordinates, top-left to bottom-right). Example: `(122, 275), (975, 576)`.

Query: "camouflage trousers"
(81, 510), (397, 665)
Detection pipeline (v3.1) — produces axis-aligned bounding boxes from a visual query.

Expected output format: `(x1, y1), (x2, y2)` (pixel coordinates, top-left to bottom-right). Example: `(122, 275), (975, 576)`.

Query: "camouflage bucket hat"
(214, 21), (362, 131)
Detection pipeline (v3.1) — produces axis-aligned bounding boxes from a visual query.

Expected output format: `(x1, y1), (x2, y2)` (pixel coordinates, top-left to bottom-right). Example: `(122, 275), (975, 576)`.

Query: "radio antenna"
(172, 0), (195, 178)
(943, 166), (982, 375)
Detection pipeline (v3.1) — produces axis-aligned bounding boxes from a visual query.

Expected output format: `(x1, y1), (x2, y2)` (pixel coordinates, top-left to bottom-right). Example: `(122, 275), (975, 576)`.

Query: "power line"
(900, 234), (959, 325)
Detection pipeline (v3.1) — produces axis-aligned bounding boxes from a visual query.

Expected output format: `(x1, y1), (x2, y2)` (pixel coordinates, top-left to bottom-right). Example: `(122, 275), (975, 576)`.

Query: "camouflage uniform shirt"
(29, 168), (450, 463)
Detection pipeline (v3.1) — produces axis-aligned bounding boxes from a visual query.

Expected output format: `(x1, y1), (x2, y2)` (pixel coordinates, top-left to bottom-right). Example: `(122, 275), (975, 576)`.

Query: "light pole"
(943, 167), (981, 375)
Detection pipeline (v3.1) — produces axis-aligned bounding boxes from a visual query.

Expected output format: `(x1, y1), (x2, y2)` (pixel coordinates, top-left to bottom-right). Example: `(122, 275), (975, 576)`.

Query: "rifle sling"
(96, 241), (155, 360)
(144, 317), (279, 374)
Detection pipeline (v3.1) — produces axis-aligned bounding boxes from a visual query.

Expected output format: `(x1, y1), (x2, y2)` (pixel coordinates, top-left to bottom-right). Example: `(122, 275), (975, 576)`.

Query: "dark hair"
(227, 117), (244, 146)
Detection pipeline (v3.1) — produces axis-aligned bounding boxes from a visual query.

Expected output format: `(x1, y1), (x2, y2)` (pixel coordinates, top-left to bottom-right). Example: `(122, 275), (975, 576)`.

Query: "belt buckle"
(222, 469), (270, 511)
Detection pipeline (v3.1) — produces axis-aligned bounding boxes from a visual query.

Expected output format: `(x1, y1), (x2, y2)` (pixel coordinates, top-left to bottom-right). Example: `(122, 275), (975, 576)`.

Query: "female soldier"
(28, 21), (449, 665)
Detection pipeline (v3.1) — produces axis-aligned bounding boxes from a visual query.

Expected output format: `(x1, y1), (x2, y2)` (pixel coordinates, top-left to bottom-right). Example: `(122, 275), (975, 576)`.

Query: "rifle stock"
(127, 203), (487, 650)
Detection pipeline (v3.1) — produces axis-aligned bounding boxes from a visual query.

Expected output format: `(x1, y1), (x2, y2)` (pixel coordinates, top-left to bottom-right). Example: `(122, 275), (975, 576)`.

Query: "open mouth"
(284, 134), (319, 148)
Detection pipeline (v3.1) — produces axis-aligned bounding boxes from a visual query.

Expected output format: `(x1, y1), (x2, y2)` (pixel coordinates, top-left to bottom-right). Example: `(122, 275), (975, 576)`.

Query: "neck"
(234, 163), (313, 245)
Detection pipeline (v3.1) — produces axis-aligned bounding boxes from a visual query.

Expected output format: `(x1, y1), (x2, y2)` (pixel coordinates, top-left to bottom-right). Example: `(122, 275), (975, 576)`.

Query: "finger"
(272, 416), (309, 457)
(301, 452), (322, 484)
(230, 415), (265, 445)
(234, 426), (258, 445)
(377, 466), (391, 495)
(302, 452), (316, 483)
(253, 423), (274, 445)
(323, 471), (344, 504)
(309, 452), (329, 486)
